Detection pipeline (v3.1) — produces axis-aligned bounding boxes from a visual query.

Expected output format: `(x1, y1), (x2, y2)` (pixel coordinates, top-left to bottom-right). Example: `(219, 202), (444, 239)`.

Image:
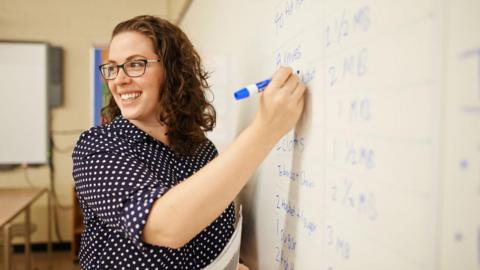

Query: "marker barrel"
(234, 78), (271, 100)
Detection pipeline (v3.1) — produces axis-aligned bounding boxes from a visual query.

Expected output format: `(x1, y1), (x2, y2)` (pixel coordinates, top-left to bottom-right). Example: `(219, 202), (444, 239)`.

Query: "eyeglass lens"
(100, 60), (147, 80)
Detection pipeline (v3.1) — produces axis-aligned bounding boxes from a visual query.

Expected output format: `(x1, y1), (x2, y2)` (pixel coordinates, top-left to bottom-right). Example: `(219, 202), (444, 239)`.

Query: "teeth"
(120, 92), (141, 101)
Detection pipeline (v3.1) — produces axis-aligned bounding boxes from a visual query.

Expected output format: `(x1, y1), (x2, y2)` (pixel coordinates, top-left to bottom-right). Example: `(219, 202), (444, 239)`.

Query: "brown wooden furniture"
(72, 189), (83, 262)
(0, 188), (51, 270)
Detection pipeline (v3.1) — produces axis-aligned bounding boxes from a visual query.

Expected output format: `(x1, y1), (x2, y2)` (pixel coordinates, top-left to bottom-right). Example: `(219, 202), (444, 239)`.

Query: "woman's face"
(107, 31), (164, 124)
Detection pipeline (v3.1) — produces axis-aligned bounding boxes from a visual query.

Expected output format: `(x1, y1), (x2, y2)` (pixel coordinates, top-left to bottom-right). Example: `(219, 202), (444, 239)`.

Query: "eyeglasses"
(99, 59), (161, 80)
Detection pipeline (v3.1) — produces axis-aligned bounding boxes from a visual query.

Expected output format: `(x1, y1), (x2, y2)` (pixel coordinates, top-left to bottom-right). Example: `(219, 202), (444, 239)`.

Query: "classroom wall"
(0, 0), (188, 244)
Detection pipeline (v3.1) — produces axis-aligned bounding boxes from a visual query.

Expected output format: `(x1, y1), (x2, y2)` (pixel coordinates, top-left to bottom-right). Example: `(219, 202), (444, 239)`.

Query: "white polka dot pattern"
(72, 116), (235, 269)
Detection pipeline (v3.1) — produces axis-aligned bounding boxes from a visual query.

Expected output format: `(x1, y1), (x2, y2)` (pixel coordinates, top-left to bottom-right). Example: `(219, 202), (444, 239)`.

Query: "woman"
(72, 15), (305, 270)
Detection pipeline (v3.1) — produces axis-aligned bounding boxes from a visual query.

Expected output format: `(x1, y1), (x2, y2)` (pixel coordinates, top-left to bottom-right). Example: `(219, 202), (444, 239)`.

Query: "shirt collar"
(110, 115), (151, 143)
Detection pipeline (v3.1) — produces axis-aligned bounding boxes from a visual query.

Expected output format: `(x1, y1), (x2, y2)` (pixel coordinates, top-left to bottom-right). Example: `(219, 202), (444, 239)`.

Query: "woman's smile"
(119, 91), (142, 102)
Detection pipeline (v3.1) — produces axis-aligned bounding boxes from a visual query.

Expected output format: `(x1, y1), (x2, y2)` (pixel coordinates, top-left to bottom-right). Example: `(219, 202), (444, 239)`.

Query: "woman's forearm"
(143, 121), (280, 248)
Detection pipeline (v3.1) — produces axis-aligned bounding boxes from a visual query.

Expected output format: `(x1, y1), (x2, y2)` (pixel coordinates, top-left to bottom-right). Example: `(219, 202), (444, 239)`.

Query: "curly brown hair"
(101, 15), (216, 156)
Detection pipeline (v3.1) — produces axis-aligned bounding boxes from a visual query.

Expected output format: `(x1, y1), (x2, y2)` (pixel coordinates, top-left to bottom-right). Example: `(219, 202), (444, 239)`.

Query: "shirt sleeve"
(73, 150), (168, 250)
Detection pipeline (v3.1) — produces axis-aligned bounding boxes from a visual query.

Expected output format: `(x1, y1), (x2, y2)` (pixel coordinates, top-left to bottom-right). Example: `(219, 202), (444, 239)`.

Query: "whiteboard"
(181, 1), (480, 269)
(0, 42), (49, 164)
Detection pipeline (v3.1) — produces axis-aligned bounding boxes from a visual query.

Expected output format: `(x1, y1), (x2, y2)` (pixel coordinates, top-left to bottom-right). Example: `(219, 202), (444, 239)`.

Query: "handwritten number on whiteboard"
(331, 185), (338, 202)
(329, 66), (337, 86)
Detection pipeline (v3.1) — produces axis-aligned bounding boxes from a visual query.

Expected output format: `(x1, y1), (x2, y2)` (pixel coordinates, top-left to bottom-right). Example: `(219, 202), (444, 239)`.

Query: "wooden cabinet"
(72, 189), (83, 262)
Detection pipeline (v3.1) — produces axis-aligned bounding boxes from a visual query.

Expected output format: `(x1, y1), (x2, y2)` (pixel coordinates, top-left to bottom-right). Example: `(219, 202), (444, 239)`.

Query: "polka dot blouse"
(72, 116), (235, 270)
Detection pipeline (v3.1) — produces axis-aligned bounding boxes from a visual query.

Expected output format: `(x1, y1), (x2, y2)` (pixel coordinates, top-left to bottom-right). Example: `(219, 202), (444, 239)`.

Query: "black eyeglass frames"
(99, 59), (161, 80)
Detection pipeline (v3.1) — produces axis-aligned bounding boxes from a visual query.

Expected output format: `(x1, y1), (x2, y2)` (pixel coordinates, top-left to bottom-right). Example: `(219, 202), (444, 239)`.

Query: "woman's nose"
(114, 67), (131, 84)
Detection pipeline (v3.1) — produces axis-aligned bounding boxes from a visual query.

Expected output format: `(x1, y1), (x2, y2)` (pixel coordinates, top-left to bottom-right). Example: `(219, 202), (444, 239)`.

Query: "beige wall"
(167, 0), (192, 24)
(0, 0), (188, 243)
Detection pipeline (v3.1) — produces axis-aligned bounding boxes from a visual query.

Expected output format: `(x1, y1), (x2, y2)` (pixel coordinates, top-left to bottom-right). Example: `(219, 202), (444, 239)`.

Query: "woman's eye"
(101, 65), (115, 74)
(129, 61), (144, 68)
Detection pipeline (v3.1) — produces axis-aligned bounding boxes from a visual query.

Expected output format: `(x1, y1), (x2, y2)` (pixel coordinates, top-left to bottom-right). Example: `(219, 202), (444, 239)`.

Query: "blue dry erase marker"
(234, 78), (271, 100)
(234, 70), (300, 100)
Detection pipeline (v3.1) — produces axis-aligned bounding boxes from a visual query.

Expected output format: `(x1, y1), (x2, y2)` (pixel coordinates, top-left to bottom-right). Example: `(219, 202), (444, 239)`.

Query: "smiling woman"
(101, 16), (215, 156)
(72, 15), (306, 270)
(103, 31), (168, 142)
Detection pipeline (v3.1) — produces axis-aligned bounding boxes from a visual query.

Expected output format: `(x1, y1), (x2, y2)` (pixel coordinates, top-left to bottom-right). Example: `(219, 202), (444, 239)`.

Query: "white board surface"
(0, 42), (48, 164)
(181, 1), (480, 269)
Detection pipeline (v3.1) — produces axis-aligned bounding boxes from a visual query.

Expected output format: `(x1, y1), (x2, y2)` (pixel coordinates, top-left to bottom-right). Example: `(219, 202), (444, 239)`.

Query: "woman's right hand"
(252, 66), (306, 141)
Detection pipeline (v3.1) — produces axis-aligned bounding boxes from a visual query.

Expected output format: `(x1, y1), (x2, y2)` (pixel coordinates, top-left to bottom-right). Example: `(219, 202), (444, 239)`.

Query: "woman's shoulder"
(201, 138), (218, 156)
(77, 124), (111, 143)
(188, 138), (218, 164)
(72, 121), (122, 160)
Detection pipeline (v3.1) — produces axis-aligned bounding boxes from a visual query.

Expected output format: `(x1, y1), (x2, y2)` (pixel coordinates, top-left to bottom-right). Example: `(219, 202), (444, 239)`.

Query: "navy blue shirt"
(72, 116), (235, 269)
